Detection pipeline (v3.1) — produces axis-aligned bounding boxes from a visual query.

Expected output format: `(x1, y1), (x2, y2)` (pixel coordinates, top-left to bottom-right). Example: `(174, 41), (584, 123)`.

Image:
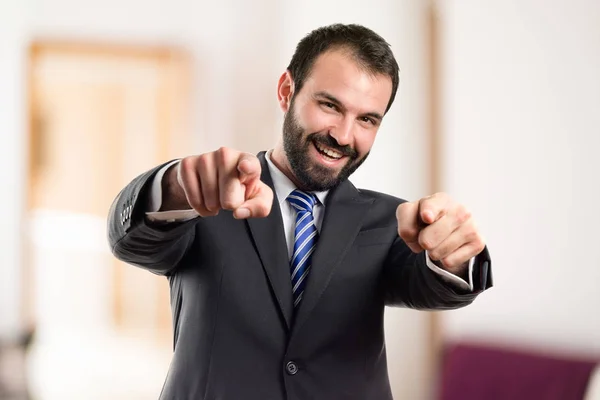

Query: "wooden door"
(25, 41), (191, 399)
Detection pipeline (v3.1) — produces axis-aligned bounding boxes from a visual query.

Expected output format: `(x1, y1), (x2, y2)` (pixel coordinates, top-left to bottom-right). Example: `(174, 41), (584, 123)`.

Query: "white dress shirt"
(145, 151), (474, 291)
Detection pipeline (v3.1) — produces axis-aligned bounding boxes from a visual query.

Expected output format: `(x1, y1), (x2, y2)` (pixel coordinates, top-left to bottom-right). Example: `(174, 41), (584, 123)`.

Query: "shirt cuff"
(424, 251), (474, 292)
(145, 160), (200, 223)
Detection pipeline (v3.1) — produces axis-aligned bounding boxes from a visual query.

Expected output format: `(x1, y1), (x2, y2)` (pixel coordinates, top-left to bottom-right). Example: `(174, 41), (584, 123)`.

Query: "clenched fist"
(396, 192), (485, 274)
(164, 147), (273, 219)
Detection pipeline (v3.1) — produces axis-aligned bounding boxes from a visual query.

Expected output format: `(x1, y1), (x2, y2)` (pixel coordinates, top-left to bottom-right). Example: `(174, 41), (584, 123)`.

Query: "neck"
(270, 145), (305, 189)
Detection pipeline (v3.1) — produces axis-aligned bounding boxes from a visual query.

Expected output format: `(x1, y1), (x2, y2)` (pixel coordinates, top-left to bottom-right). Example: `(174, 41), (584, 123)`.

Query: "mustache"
(308, 133), (358, 158)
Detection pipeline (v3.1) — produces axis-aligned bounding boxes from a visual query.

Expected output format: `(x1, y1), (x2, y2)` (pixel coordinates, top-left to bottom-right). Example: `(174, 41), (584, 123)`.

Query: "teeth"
(315, 142), (342, 159)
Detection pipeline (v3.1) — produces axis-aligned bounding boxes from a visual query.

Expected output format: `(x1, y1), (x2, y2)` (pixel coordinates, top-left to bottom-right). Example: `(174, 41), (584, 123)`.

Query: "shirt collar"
(265, 149), (329, 207)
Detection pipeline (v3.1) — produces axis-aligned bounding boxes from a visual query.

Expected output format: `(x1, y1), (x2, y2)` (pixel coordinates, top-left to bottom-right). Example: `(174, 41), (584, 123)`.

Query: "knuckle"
(456, 205), (471, 224)
(398, 226), (417, 240)
(431, 192), (447, 201)
(188, 198), (202, 210)
(466, 228), (479, 243)
(243, 152), (257, 163)
(428, 248), (441, 261)
(216, 146), (235, 164)
(407, 243), (423, 254)
(424, 192), (450, 211)
(205, 197), (219, 209)
(216, 146), (229, 157)
(221, 199), (236, 210)
(197, 153), (211, 170)
(441, 256), (454, 269)
(418, 234), (434, 250)
(418, 197), (431, 208)
(180, 156), (194, 172)
(396, 203), (408, 218)
(221, 191), (243, 210)
(203, 194), (219, 209)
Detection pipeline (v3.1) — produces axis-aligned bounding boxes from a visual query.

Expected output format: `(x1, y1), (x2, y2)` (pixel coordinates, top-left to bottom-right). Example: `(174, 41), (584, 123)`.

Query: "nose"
(329, 117), (354, 147)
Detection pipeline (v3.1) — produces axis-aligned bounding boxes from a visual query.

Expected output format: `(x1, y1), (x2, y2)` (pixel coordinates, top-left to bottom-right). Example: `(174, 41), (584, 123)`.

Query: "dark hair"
(287, 23), (400, 113)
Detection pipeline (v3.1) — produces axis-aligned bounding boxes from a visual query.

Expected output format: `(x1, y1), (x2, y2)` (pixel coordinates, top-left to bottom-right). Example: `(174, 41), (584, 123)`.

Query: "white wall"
(438, 0), (600, 356)
(0, 1), (30, 337)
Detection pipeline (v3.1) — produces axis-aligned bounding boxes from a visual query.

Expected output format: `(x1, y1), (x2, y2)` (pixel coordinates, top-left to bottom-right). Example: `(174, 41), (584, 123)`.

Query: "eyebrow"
(314, 91), (384, 122)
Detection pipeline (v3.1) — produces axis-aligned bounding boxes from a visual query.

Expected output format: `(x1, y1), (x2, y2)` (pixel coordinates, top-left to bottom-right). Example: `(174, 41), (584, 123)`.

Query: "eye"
(320, 101), (338, 111)
(359, 116), (376, 126)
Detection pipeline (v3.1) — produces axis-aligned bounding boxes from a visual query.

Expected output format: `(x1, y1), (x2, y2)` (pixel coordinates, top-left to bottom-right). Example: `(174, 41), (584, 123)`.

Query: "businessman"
(108, 23), (492, 400)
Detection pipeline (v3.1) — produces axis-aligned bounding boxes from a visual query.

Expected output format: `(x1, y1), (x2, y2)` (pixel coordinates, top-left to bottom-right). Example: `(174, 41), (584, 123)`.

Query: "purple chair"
(439, 342), (598, 400)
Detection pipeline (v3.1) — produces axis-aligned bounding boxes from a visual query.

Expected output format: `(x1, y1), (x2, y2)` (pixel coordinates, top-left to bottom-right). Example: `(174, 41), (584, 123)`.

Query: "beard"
(282, 101), (369, 192)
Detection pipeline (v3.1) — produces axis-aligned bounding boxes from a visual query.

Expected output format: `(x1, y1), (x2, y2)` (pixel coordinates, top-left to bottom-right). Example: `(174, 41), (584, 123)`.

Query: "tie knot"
(287, 189), (317, 213)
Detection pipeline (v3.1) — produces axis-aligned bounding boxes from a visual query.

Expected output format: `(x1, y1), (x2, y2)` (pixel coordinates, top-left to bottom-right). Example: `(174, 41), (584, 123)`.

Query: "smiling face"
(272, 48), (393, 192)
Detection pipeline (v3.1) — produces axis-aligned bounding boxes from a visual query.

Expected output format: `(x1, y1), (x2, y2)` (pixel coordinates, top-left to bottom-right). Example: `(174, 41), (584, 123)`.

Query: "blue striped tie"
(287, 189), (319, 309)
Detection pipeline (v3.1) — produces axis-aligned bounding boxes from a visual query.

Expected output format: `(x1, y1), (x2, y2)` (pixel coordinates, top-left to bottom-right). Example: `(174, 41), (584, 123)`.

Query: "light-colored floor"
(20, 210), (172, 400)
(26, 329), (171, 400)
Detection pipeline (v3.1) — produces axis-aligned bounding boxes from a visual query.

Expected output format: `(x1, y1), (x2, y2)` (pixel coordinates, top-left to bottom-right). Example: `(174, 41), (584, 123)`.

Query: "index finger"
(237, 153), (261, 184)
(418, 193), (450, 225)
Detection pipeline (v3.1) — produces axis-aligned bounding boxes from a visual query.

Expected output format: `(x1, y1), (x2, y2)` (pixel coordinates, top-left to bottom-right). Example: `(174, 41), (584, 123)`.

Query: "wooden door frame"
(24, 39), (192, 342)
(427, 1), (445, 396)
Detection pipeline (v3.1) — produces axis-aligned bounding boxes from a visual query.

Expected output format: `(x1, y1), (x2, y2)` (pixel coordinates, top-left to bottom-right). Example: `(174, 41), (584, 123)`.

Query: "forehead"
(300, 49), (393, 114)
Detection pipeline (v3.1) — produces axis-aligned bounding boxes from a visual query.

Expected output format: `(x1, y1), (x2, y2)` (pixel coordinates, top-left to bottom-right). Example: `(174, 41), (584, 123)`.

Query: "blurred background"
(1, 0), (599, 399)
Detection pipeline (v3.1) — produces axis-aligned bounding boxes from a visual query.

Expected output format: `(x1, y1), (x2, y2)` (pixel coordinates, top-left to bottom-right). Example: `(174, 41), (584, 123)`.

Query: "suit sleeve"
(107, 161), (199, 276)
(382, 236), (493, 310)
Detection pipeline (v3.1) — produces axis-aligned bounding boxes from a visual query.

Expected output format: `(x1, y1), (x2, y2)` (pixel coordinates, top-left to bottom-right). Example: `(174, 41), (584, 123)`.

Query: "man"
(108, 23), (492, 400)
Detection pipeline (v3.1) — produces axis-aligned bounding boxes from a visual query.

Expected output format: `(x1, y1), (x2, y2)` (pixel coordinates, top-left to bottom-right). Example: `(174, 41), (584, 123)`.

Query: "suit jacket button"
(286, 361), (298, 375)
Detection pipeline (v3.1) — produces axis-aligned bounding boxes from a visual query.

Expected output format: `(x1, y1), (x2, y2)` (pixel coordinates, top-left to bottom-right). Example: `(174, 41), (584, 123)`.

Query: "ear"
(277, 70), (294, 112)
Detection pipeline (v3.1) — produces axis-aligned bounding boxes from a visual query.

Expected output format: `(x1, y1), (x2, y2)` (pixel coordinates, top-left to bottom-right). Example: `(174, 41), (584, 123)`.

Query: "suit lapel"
(246, 152), (294, 330)
(291, 179), (374, 336)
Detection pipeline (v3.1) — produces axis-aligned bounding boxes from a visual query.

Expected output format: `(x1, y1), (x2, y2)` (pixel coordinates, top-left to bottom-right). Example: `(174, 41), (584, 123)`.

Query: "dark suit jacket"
(107, 152), (492, 400)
